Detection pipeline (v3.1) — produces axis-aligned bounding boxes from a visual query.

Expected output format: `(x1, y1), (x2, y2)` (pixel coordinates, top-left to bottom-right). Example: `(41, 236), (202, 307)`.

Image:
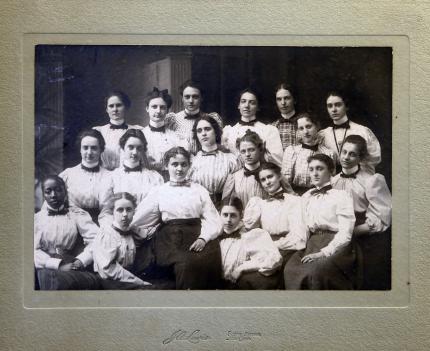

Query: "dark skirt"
(37, 268), (101, 290)
(284, 231), (356, 290)
(154, 218), (222, 289)
(235, 271), (280, 290)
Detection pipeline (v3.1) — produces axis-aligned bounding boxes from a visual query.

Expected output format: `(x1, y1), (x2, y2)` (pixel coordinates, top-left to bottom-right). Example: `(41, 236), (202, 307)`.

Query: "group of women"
(34, 80), (392, 290)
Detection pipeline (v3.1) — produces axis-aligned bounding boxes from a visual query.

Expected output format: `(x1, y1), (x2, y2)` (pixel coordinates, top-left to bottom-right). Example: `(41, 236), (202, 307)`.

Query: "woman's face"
(113, 198), (135, 231)
(106, 96), (126, 121)
(220, 205), (241, 233)
(238, 92), (258, 118)
(340, 142), (361, 170)
(123, 137), (144, 166)
(239, 141), (260, 166)
(80, 136), (101, 164)
(326, 95), (347, 122)
(167, 154), (190, 182)
(196, 120), (216, 148)
(43, 178), (66, 209)
(146, 97), (168, 123)
(182, 86), (201, 112)
(309, 159), (331, 187)
(297, 117), (318, 145)
(258, 169), (282, 194)
(276, 88), (295, 114)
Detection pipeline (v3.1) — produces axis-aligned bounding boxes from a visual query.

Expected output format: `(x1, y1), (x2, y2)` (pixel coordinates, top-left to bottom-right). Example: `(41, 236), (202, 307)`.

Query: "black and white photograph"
(34, 45), (392, 291)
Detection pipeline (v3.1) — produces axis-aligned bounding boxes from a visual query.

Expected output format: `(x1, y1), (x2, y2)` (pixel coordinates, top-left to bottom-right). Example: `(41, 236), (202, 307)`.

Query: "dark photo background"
(35, 45), (392, 209)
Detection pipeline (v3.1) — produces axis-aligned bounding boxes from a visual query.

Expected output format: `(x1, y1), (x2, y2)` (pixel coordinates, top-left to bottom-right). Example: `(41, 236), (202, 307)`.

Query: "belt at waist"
(162, 218), (201, 227)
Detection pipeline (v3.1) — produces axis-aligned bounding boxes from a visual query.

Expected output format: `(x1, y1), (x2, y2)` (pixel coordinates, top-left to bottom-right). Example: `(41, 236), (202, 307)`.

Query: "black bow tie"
(81, 164), (100, 173)
(112, 225), (134, 237)
(301, 143), (319, 151)
(149, 125), (165, 133)
(310, 184), (332, 196)
(219, 229), (242, 241)
(184, 112), (200, 120)
(47, 207), (69, 216)
(239, 119), (257, 127)
(340, 167), (360, 178)
(109, 123), (128, 130)
(123, 164), (142, 173)
(267, 191), (284, 201)
(332, 121), (350, 129)
(243, 167), (260, 177)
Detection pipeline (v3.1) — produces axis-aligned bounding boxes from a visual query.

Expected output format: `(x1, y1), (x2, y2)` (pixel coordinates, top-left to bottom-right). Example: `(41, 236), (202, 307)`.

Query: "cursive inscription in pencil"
(162, 329), (211, 345)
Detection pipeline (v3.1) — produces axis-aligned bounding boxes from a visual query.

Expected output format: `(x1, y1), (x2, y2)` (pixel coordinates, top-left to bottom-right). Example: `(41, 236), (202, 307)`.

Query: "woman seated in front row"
(34, 175), (100, 290)
(219, 197), (283, 289)
(331, 134), (392, 289)
(92, 192), (152, 289)
(284, 154), (356, 290)
(243, 162), (308, 286)
(131, 147), (223, 290)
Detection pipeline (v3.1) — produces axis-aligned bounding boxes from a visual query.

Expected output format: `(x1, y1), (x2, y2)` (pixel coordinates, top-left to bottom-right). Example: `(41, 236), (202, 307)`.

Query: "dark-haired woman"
(284, 154), (356, 290)
(59, 129), (111, 224)
(222, 130), (266, 208)
(188, 115), (241, 209)
(35, 175), (100, 290)
(281, 113), (336, 195)
(131, 147), (223, 289)
(219, 197), (282, 289)
(244, 162), (308, 285)
(222, 88), (283, 167)
(318, 91), (381, 174)
(92, 192), (152, 289)
(142, 87), (186, 180)
(93, 91), (143, 170)
(331, 135), (392, 289)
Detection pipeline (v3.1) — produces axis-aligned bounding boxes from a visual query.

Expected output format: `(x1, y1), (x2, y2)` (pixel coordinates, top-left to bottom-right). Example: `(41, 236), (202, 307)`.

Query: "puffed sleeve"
(274, 195), (309, 251)
(98, 171), (114, 211)
(320, 191), (355, 257)
(365, 174), (392, 233)
(72, 207), (99, 266)
(92, 231), (145, 285)
(362, 128), (381, 174)
(243, 197), (263, 230)
(281, 146), (295, 183)
(221, 125), (235, 152)
(263, 125), (283, 167)
(130, 189), (161, 229)
(199, 187), (223, 242)
(229, 153), (243, 173)
(222, 173), (236, 202)
(34, 214), (61, 270)
(97, 176), (115, 228)
(164, 112), (177, 130)
(239, 228), (283, 275)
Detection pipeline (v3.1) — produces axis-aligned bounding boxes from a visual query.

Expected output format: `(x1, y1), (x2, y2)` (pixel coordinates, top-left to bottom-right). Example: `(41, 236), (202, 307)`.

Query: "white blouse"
(318, 120), (381, 174)
(243, 193), (308, 251)
(107, 166), (164, 204)
(34, 204), (98, 269)
(93, 124), (144, 170)
(142, 126), (186, 172)
(222, 168), (266, 208)
(59, 164), (112, 210)
(131, 182), (223, 242)
(220, 224), (283, 282)
(302, 187), (355, 257)
(222, 121), (284, 167)
(189, 150), (242, 196)
(92, 224), (145, 285)
(331, 170), (392, 233)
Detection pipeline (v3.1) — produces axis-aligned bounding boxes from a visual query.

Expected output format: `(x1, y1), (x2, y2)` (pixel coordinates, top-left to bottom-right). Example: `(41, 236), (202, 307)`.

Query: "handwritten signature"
(162, 330), (211, 344)
(162, 329), (262, 345)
